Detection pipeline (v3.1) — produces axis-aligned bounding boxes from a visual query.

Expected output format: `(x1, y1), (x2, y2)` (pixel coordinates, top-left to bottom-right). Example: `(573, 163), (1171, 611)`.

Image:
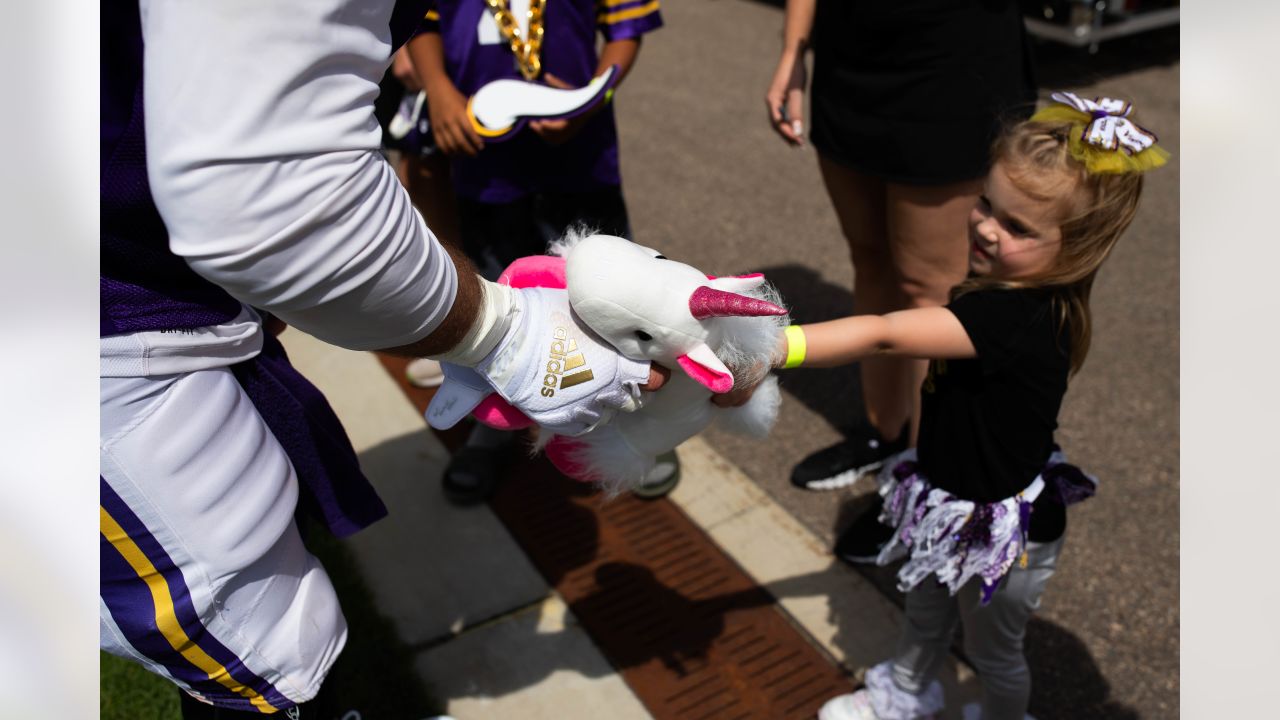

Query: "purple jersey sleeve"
(420, 4), (441, 34)
(597, 0), (663, 42)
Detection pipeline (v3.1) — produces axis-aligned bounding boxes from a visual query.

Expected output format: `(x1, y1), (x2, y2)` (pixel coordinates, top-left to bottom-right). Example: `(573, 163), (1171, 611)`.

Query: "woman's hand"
(427, 78), (484, 157)
(765, 50), (807, 147)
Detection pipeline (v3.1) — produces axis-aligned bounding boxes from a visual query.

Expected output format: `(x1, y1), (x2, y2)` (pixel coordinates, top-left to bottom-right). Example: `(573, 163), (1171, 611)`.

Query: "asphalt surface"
(613, 3), (1179, 718)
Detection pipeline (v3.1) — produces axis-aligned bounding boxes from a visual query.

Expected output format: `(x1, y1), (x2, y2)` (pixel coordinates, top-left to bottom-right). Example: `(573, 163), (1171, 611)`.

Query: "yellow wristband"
(783, 325), (807, 369)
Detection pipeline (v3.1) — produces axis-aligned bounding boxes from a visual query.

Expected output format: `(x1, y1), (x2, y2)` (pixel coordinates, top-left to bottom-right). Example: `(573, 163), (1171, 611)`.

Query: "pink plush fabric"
(473, 395), (535, 430)
(498, 255), (567, 289)
(677, 354), (734, 393)
(545, 437), (596, 482)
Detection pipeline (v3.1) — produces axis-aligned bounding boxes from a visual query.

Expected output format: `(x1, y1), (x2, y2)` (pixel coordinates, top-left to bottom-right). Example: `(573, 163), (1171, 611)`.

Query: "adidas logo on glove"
(543, 327), (593, 397)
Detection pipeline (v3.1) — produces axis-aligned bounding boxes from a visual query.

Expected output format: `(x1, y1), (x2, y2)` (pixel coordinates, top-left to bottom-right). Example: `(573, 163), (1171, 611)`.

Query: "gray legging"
(891, 537), (1064, 720)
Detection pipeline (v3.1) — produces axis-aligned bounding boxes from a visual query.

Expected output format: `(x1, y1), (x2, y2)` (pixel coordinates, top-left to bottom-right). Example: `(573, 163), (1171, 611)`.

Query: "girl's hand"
(765, 50), (807, 147)
(710, 361), (769, 408)
(427, 79), (484, 157)
(528, 73), (596, 146)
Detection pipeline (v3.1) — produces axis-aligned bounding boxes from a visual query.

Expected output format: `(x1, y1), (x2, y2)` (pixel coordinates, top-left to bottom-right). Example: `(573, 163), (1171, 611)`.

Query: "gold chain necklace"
(483, 0), (547, 81)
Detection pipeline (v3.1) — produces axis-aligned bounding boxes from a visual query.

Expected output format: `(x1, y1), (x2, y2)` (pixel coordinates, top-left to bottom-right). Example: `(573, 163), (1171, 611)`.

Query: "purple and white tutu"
(874, 448), (1097, 604)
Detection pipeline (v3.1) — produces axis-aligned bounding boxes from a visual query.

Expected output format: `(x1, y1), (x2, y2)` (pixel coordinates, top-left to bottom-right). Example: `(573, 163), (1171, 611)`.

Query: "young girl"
(777, 93), (1168, 720)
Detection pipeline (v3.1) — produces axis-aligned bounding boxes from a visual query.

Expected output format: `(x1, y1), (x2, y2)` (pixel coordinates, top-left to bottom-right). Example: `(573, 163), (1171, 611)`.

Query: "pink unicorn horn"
(688, 286), (787, 319)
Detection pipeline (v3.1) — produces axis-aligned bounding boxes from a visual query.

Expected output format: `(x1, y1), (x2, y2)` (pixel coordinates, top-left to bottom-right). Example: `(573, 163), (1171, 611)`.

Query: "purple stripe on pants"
(99, 477), (295, 712)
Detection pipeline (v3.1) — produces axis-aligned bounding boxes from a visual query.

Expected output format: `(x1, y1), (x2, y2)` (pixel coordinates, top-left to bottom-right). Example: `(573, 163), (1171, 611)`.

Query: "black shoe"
(834, 495), (896, 564)
(442, 433), (516, 506)
(790, 423), (909, 491)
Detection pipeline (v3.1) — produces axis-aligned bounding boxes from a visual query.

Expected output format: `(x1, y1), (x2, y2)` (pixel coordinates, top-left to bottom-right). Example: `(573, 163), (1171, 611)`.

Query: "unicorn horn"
(688, 286), (787, 319)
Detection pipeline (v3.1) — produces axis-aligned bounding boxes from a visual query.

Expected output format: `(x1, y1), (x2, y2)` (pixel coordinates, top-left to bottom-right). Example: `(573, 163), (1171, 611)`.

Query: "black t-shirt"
(917, 287), (1071, 541)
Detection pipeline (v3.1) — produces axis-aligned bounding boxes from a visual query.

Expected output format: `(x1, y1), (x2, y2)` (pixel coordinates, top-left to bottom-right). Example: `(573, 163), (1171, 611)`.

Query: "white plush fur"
(540, 231), (789, 494)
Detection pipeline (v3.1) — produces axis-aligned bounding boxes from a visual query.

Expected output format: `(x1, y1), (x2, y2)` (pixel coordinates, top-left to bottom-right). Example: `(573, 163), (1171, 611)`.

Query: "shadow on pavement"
(1024, 617), (1142, 720)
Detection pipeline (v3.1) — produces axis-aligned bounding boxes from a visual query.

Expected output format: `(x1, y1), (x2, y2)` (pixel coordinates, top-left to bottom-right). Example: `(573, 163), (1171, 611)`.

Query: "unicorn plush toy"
(427, 232), (790, 494)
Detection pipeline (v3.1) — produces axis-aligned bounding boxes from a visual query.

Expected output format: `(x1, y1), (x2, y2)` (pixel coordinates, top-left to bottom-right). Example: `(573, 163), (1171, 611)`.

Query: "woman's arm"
(765, 0), (816, 145)
(790, 307), (977, 368)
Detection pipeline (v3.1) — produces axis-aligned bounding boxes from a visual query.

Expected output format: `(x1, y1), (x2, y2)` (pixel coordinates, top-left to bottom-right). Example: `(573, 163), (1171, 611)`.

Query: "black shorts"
(809, 0), (1037, 185)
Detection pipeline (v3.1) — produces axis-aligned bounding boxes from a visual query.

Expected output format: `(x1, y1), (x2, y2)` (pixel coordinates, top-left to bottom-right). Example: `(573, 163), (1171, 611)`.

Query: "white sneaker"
(818, 690), (880, 720)
(631, 450), (680, 498)
(388, 90), (426, 140)
(406, 357), (445, 388)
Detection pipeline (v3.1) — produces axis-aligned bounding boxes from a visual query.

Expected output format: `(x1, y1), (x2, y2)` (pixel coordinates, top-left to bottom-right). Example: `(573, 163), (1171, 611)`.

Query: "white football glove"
(427, 286), (651, 436)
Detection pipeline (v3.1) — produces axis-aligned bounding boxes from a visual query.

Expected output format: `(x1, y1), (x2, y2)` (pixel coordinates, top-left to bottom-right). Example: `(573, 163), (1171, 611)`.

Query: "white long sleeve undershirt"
(141, 0), (456, 351)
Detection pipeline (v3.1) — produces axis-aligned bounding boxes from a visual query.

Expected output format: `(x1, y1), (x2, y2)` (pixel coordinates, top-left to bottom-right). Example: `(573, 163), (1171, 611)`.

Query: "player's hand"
(643, 363), (671, 392)
(429, 287), (657, 437)
(427, 79), (484, 157)
(528, 73), (596, 146)
(765, 51), (806, 147)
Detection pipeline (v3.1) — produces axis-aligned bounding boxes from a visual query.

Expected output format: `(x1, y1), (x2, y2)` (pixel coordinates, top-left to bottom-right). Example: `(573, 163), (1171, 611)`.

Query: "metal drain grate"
(378, 355), (854, 719)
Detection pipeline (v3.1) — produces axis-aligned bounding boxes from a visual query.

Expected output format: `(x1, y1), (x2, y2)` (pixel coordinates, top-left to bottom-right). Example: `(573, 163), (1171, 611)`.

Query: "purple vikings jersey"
(422, 0), (662, 202)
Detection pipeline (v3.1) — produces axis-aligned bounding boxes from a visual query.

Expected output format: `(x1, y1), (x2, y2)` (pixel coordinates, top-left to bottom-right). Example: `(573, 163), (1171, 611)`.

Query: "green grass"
(100, 651), (181, 720)
(101, 522), (443, 719)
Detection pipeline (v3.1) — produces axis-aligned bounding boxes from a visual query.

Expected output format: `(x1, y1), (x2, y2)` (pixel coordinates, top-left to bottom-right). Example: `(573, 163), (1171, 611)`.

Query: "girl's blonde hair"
(952, 118), (1145, 375)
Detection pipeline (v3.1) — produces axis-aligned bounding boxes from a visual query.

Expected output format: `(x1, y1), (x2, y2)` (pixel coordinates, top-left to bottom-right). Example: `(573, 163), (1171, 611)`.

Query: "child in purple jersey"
(405, 0), (666, 501)
(407, 0), (662, 273)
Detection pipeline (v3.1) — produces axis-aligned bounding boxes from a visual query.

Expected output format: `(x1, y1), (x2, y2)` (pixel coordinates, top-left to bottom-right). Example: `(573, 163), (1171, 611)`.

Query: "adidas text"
(542, 327), (593, 397)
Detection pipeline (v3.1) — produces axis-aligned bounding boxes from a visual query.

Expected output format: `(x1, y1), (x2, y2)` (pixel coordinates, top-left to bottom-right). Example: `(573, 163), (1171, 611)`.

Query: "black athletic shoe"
(442, 433), (517, 506)
(789, 423), (909, 491)
(834, 495), (896, 565)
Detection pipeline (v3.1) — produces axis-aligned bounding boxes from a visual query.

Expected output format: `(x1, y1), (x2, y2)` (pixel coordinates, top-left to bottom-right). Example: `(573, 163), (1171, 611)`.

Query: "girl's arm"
(790, 307), (977, 368)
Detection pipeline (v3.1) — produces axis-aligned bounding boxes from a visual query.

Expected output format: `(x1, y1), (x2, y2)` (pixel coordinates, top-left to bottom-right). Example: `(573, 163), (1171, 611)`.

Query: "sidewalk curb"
(669, 436), (980, 717)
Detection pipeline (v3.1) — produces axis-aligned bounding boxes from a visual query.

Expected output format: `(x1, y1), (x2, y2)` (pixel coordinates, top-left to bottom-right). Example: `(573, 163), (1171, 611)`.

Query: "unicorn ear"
(676, 343), (735, 394)
(709, 274), (766, 294)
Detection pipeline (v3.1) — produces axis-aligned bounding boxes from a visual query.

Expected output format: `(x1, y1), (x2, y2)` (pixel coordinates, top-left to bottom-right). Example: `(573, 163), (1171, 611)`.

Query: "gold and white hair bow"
(1049, 91), (1158, 155)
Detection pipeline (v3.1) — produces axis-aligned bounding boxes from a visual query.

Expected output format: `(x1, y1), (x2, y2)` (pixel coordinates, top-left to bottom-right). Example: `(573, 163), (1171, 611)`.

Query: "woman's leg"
(884, 179), (981, 443)
(816, 156), (903, 440)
